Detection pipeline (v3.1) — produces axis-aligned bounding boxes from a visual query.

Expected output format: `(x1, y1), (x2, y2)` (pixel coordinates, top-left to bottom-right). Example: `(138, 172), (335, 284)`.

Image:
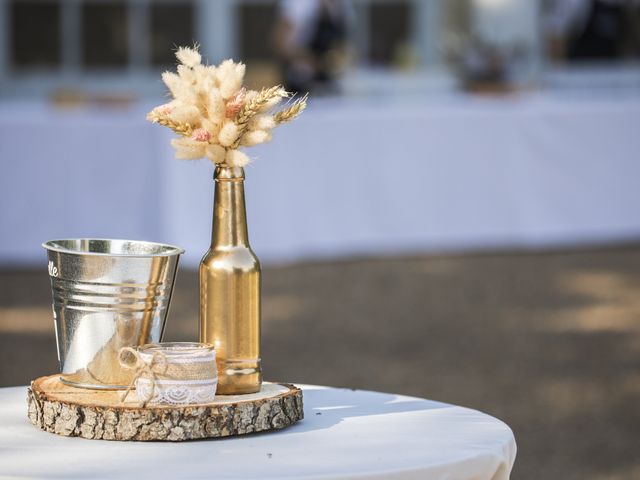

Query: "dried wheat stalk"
(147, 112), (193, 137)
(274, 95), (308, 125)
(232, 86), (288, 148)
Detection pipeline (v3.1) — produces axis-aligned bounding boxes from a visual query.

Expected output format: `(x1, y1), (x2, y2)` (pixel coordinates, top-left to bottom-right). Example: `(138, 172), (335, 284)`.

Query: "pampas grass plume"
(250, 114), (276, 131)
(207, 89), (225, 123)
(206, 144), (226, 164)
(218, 120), (240, 147)
(241, 130), (272, 147)
(169, 105), (200, 126)
(226, 149), (250, 167)
(219, 62), (246, 99)
(176, 46), (201, 68)
(162, 71), (182, 98)
(177, 64), (196, 84)
(171, 137), (206, 160)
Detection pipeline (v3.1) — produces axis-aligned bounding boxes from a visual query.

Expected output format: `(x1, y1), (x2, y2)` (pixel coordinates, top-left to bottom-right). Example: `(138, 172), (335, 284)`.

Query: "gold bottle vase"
(199, 166), (261, 395)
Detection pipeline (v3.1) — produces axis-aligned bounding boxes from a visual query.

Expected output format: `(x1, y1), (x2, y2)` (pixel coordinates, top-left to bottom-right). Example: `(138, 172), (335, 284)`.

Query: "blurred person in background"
(545, 0), (640, 61)
(273, 0), (354, 94)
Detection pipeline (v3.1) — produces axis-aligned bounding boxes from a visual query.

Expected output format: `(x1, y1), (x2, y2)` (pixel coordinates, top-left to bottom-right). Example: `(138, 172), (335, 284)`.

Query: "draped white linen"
(0, 384), (517, 479)
(1, 92), (639, 267)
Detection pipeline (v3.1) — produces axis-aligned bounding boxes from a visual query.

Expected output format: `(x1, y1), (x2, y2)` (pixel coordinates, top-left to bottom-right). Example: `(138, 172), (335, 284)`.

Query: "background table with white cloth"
(1, 91), (639, 267)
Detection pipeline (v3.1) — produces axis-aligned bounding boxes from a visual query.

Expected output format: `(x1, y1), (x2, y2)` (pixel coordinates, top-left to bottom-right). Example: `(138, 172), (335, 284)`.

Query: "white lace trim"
(136, 377), (218, 405)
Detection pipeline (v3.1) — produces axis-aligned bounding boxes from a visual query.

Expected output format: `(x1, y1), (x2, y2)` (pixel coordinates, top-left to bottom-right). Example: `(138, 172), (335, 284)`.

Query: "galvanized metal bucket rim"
(43, 238), (185, 258)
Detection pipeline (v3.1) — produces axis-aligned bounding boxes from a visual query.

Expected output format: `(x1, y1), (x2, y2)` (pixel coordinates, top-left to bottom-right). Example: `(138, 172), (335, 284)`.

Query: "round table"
(0, 384), (516, 479)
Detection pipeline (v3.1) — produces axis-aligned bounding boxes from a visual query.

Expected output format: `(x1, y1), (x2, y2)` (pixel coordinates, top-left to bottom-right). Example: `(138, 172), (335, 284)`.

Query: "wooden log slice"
(27, 375), (303, 441)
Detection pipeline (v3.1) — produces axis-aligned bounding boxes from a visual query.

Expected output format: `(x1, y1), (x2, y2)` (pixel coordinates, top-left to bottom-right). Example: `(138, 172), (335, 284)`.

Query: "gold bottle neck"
(211, 166), (250, 247)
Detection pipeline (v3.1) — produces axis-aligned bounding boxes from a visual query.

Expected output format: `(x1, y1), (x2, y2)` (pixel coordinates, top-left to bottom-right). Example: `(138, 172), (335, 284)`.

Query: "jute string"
(119, 347), (168, 407)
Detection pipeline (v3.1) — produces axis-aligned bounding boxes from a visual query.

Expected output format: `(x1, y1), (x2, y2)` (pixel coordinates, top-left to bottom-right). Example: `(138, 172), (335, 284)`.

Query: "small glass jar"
(133, 342), (217, 405)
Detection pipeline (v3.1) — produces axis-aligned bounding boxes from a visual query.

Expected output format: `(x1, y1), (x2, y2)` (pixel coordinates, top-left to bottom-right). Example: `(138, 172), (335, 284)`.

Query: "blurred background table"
(1, 90), (639, 267)
(0, 383), (516, 480)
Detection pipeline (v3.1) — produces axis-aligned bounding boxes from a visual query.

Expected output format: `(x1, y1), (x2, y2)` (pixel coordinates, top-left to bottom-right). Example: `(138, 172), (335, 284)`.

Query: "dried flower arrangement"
(147, 46), (307, 167)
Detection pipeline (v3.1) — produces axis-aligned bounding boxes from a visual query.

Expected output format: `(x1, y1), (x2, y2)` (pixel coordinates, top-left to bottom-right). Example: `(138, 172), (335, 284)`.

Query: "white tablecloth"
(0, 384), (516, 479)
(1, 91), (639, 267)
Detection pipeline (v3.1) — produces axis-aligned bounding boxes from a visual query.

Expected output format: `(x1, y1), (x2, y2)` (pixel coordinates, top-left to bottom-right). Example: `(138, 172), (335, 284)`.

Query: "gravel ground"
(1, 245), (639, 479)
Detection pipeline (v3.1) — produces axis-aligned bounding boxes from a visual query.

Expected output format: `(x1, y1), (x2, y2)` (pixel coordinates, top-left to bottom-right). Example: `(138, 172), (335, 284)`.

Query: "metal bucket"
(43, 239), (184, 389)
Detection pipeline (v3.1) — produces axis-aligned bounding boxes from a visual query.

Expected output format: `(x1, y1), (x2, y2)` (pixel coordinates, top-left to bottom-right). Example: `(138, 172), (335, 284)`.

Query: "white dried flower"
(188, 64), (209, 91)
(203, 64), (217, 77)
(241, 130), (272, 147)
(249, 114), (276, 131)
(218, 120), (240, 147)
(182, 88), (199, 106)
(169, 105), (200, 126)
(177, 64), (196, 84)
(216, 60), (246, 99)
(162, 71), (183, 98)
(215, 60), (234, 84)
(226, 149), (250, 167)
(176, 46), (201, 68)
(205, 144), (226, 164)
(171, 137), (206, 160)
(207, 89), (225, 124)
(200, 118), (220, 136)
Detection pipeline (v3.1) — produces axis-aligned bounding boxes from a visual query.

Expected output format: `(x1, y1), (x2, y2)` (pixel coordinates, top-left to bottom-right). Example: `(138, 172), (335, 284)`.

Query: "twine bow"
(119, 347), (168, 407)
